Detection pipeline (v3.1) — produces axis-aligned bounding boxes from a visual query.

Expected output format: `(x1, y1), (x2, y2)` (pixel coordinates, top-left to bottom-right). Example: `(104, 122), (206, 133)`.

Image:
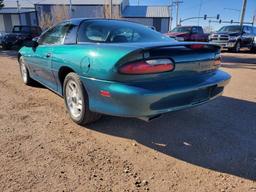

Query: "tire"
(18, 56), (34, 85)
(63, 72), (101, 125)
(234, 41), (241, 53)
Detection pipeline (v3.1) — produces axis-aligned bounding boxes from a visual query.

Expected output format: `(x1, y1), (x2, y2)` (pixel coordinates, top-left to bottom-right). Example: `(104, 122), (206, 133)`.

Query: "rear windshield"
(12, 26), (41, 34)
(171, 27), (191, 33)
(218, 26), (242, 33)
(77, 20), (173, 43)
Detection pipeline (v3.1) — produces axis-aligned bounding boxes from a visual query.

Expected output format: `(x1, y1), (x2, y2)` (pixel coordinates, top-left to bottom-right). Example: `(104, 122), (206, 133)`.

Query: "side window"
(248, 26), (253, 35)
(197, 27), (204, 34)
(253, 27), (256, 35)
(64, 24), (78, 44)
(191, 27), (198, 34)
(38, 23), (71, 45)
(243, 26), (251, 34)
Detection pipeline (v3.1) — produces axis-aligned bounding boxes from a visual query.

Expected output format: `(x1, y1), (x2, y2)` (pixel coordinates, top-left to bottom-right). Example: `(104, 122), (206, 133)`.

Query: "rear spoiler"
(141, 42), (220, 52)
(116, 42), (220, 67)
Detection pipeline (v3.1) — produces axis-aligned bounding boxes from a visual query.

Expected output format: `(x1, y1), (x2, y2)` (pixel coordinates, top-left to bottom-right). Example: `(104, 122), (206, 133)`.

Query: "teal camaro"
(18, 19), (231, 125)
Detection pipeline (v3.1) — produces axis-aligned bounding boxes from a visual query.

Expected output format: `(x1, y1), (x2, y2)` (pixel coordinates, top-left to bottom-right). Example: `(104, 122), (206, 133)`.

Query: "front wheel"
(63, 72), (101, 125)
(234, 41), (241, 53)
(19, 56), (34, 85)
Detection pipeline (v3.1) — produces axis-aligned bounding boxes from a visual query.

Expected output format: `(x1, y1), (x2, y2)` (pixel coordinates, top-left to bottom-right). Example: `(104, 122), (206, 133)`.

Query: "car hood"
(212, 32), (241, 36)
(166, 32), (189, 37)
(5, 33), (29, 38)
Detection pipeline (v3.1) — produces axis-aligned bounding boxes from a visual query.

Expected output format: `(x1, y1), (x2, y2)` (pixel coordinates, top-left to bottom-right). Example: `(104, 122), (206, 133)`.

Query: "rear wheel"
(63, 72), (101, 125)
(19, 56), (34, 85)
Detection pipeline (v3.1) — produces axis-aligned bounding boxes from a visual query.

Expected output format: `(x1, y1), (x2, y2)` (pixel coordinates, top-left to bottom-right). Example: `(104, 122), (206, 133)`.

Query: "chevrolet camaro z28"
(18, 19), (231, 125)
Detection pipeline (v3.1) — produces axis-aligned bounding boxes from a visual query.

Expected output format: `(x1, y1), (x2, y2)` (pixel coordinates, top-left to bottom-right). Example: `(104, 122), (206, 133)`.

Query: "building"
(121, 0), (170, 33)
(35, 0), (170, 33)
(0, 1), (37, 32)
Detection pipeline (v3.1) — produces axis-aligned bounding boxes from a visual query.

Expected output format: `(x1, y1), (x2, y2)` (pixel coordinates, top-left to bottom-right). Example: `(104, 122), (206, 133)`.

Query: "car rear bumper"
(209, 41), (236, 49)
(80, 70), (231, 118)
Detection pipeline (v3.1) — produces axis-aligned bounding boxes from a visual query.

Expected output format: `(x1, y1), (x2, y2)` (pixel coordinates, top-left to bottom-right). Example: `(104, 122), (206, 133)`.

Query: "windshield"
(12, 26), (31, 33)
(78, 20), (174, 43)
(171, 27), (191, 33)
(218, 26), (242, 33)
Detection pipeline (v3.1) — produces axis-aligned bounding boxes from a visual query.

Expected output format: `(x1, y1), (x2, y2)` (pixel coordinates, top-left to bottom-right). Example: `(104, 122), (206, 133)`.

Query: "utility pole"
(173, 0), (183, 27)
(16, 0), (21, 25)
(168, 0), (174, 31)
(16, 0), (20, 13)
(69, 0), (72, 18)
(240, 0), (247, 26)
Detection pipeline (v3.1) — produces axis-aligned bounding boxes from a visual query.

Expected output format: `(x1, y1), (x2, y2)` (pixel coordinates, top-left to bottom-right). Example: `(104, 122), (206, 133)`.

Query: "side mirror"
(31, 37), (39, 48)
(24, 37), (39, 49)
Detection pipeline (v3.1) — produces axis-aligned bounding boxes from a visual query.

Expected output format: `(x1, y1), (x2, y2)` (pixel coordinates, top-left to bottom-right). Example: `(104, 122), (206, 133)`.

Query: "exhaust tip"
(138, 114), (162, 122)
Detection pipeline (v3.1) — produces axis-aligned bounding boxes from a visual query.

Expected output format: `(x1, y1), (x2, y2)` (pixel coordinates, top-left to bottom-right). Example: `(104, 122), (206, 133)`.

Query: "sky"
(130, 0), (256, 31)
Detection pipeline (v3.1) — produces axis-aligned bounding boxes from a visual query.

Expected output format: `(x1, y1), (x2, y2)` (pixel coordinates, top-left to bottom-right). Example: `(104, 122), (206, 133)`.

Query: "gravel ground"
(0, 48), (255, 192)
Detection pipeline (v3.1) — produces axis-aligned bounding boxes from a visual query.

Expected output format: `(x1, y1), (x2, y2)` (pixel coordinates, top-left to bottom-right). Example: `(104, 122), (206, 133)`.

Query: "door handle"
(46, 53), (51, 58)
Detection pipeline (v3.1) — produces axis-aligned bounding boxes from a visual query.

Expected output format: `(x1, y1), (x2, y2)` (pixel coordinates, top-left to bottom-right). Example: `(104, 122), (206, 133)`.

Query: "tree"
(39, 5), (69, 30)
(203, 26), (214, 33)
(103, 0), (120, 19)
(0, 0), (4, 9)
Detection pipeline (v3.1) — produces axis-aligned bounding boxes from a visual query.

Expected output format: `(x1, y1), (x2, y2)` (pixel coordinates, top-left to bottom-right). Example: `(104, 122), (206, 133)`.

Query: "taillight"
(119, 59), (174, 75)
(187, 44), (205, 49)
(214, 56), (221, 66)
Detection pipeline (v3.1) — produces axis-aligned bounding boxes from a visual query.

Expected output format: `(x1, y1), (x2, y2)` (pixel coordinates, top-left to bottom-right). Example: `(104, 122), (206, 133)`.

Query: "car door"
(190, 27), (199, 41)
(28, 23), (70, 91)
(241, 26), (252, 47)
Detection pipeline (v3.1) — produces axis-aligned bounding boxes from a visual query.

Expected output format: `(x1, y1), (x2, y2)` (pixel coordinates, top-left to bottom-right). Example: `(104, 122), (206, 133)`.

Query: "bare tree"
(39, 5), (70, 30)
(203, 26), (214, 33)
(0, 0), (4, 9)
(39, 13), (54, 31)
(103, 0), (120, 19)
(52, 5), (70, 23)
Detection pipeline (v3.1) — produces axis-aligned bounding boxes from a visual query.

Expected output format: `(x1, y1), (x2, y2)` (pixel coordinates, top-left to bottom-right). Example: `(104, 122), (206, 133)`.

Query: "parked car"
(209, 25), (256, 52)
(18, 19), (231, 125)
(2, 25), (42, 50)
(166, 26), (209, 42)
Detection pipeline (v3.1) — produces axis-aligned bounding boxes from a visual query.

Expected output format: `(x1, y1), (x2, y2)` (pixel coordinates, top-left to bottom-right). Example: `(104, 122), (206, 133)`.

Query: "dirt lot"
(0, 49), (255, 192)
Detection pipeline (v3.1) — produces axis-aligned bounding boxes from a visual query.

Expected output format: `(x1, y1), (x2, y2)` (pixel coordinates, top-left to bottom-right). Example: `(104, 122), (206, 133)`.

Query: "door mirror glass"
(24, 37), (39, 48)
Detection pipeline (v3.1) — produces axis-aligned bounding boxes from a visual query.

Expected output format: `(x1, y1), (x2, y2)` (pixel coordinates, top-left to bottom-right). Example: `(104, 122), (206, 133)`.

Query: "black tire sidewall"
(235, 41), (240, 52)
(63, 73), (87, 124)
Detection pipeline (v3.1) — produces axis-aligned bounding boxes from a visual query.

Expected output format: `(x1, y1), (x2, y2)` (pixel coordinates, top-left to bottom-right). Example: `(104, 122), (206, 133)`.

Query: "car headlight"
(176, 37), (185, 41)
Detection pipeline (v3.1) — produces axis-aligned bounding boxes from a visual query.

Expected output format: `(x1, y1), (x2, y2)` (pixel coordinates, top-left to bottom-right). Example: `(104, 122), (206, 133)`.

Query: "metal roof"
(35, 0), (121, 5)
(2, 0), (35, 8)
(122, 6), (170, 18)
(0, 8), (35, 14)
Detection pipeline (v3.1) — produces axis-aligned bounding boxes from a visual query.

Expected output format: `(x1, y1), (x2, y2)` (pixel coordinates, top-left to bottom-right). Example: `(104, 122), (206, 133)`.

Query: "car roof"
(175, 26), (202, 28)
(67, 18), (144, 26)
(221, 25), (251, 27)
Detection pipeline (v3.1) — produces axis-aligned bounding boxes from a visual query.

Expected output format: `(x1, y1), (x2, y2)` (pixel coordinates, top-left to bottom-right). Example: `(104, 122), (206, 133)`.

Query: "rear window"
(77, 20), (173, 43)
(171, 27), (192, 33)
(12, 26), (41, 34)
(13, 26), (31, 33)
